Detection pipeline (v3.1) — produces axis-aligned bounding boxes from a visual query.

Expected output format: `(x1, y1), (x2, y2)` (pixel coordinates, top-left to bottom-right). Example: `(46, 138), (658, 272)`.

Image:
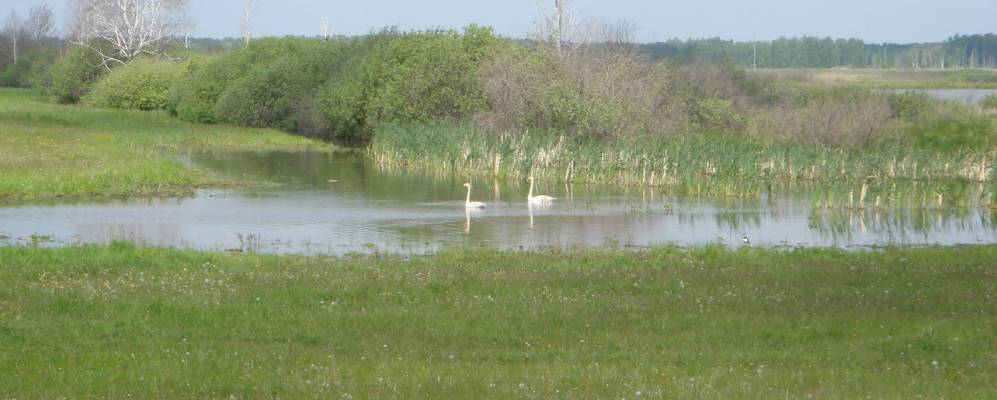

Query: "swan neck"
(528, 179), (534, 199)
(466, 186), (471, 204)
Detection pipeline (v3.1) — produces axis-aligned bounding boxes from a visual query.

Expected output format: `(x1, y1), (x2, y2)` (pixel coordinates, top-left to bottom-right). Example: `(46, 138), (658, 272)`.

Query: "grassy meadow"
(0, 244), (994, 398)
(0, 89), (326, 202)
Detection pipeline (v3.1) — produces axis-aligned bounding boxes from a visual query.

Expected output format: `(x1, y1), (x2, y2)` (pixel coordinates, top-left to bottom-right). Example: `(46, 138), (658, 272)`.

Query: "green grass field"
(0, 244), (994, 398)
(0, 89), (326, 201)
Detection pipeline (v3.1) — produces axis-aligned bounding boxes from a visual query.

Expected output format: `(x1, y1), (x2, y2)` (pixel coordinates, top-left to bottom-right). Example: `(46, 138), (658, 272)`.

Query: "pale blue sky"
(3, 0), (995, 43)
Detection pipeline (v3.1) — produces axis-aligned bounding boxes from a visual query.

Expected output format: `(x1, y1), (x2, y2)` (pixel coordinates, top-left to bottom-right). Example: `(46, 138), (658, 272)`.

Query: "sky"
(2, 0), (996, 44)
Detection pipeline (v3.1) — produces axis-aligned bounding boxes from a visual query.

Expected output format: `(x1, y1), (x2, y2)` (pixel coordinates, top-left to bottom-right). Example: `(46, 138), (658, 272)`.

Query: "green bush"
(318, 26), (498, 142)
(690, 97), (743, 132)
(168, 38), (302, 123)
(0, 48), (59, 88)
(889, 91), (936, 120)
(0, 58), (34, 87)
(981, 94), (997, 110)
(84, 59), (185, 110)
(214, 40), (347, 134)
(47, 46), (108, 104)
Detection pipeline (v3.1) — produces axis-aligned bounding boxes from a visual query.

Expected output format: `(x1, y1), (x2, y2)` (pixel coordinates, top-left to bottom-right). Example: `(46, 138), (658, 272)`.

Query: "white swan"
(463, 183), (487, 209)
(527, 177), (556, 204)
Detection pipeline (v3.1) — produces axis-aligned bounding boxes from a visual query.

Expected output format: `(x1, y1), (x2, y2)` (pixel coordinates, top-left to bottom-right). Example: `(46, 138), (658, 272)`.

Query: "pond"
(889, 88), (997, 105)
(1, 151), (994, 254)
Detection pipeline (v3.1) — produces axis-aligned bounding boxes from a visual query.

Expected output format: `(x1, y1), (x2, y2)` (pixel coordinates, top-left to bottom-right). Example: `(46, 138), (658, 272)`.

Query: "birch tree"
(69, 0), (190, 68)
(320, 18), (331, 40)
(534, 0), (576, 57)
(242, 0), (255, 45)
(3, 11), (21, 64)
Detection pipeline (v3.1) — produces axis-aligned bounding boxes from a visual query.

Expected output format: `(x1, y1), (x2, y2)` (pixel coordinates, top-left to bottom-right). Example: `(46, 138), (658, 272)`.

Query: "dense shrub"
(0, 48), (58, 88)
(47, 46), (108, 104)
(167, 38), (303, 123)
(214, 40), (348, 135)
(318, 26), (498, 142)
(83, 59), (185, 110)
(101, 26), (932, 148)
(482, 45), (692, 138)
(750, 93), (898, 145)
(889, 91), (937, 120)
(981, 94), (997, 110)
(690, 98), (743, 132)
(0, 58), (34, 87)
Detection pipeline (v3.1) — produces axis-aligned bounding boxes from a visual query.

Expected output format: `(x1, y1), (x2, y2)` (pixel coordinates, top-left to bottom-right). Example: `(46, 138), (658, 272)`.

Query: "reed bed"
(370, 123), (995, 205)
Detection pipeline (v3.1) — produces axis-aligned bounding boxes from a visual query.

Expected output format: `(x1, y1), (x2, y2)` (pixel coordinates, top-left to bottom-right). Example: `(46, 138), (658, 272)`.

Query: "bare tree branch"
(69, 0), (190, 68)
(25, 5), (55, 42)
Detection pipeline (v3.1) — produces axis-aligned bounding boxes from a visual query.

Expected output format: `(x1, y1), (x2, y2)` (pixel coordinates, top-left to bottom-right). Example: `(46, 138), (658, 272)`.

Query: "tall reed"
(371, 122), (995, 202)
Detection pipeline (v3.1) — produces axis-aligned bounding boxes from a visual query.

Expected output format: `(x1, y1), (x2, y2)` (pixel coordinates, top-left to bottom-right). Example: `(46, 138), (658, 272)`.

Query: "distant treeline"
(642, 34), (997, 69)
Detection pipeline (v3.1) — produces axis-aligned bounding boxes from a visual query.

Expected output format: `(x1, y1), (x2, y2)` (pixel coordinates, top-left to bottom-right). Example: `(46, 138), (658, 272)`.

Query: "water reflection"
(0, 150), (993, 254)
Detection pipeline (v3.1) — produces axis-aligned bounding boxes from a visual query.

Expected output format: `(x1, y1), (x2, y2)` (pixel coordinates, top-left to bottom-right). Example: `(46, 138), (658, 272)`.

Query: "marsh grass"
(0, 89), (327, 201)
(371, 122), (995, 203)
(0, 244), (994, 398)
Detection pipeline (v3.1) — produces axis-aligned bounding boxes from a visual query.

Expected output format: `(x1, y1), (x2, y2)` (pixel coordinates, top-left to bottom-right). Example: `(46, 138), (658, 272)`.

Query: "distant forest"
(642, 34), (997, 69)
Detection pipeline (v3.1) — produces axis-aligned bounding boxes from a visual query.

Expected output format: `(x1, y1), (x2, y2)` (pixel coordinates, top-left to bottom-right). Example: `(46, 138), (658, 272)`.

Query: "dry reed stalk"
(859, 183), (868, 209)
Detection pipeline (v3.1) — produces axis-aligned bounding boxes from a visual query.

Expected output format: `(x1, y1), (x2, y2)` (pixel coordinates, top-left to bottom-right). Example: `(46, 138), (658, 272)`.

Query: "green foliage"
(690, 97), (742, 132)
(46, 46), (108, 104)
(909, 116), (997, 152)
(889, 91), (937, 120)
(84, 59), (185, 110)
(214, 40), (347, 135)
(168, 38), (302, 123)
(0, 58), (34, 87)
(0, 48), (59, 88)
(318, 26), (498, 142)
(981, 94), (997, 110)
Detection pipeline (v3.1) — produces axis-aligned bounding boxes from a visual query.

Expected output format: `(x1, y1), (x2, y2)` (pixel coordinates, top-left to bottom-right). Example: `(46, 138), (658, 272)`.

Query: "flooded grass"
(0, 244), (994, 397)
(0, 89), (328, 202)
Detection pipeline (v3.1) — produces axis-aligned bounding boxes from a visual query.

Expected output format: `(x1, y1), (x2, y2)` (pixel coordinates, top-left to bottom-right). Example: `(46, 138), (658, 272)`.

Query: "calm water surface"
(890, 88), (997, 105)
(1, 151), (994, 254)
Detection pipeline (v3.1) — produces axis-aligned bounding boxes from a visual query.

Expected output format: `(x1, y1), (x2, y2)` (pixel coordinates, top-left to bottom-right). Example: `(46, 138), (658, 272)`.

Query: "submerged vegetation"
(1, 244), (995, 397)
(0, 89), (324, 201)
